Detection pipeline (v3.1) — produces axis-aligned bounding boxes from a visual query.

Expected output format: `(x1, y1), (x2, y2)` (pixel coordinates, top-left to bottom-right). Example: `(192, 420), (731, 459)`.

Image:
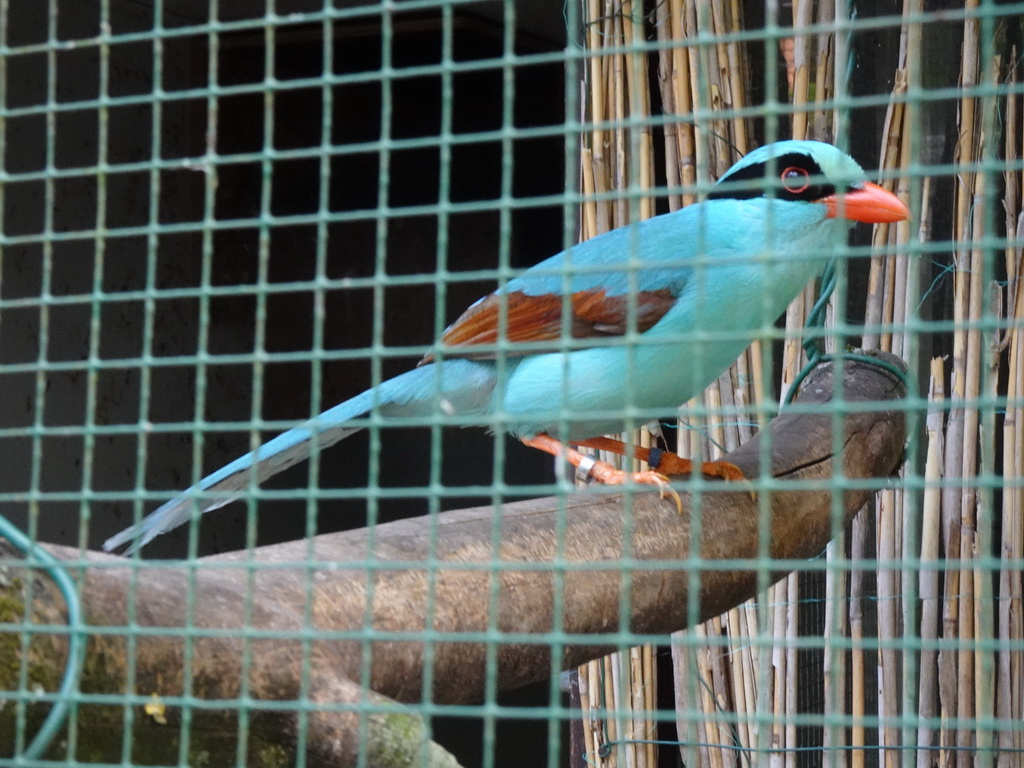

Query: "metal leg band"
(575, 454), (598, 484)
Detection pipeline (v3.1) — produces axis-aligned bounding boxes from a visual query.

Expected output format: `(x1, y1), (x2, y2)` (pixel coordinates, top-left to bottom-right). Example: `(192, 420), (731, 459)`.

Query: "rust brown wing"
(418, 288), (677, 365)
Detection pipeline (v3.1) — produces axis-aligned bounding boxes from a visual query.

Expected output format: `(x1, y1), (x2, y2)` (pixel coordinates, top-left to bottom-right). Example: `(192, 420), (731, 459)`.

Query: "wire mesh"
(0, 0), (1022, 767)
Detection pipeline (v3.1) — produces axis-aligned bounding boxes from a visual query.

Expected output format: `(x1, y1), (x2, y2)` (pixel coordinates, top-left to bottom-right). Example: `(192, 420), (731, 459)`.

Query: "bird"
(103, 140), (909, 554)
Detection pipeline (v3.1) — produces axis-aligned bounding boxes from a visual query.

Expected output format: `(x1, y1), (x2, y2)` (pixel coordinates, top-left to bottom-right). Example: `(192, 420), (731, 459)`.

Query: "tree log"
(0, 353), (907, 767)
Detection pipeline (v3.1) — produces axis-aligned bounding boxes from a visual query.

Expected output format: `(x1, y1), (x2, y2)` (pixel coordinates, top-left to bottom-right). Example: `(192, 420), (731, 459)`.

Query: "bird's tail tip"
(102, 525), (152, 555)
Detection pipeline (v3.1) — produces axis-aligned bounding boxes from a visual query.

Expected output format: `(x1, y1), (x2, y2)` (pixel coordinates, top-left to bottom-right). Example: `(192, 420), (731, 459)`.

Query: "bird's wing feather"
(421, 288), (677, 363)
(421, 213), (700, 364)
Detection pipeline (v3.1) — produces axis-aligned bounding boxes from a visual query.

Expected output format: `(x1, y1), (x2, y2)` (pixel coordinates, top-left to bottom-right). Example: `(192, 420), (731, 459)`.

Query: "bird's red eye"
(781, 166), (810, 193)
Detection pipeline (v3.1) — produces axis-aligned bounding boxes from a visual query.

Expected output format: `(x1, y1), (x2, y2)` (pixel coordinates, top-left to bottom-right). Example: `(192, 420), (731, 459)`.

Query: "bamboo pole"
(784, 574), (798, 768)
(577, 4), (662, 763)
(997, 55), (1023, 766)
(823, 535), (848, 768)
(656, 0), (683, 212)
(769, 578), (787, 768)
(850, 510), (867, 768)
(876, 488), (899, 768)
(918, 358), (946, 768)
(580, 661), (599, 767)
(937, 7), (977, 763)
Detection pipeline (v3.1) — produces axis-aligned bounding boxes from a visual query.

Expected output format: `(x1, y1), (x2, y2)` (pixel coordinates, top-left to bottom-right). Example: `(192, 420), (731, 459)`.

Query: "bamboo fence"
(575, 0), (1024, 766)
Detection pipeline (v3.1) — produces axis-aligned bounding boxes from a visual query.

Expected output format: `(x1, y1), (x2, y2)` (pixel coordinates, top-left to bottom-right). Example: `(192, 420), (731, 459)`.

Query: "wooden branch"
(0, 352), (907, 767)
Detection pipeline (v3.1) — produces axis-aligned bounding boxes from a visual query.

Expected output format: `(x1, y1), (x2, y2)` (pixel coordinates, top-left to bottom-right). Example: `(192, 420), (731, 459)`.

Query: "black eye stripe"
(707, 152), (838, 203)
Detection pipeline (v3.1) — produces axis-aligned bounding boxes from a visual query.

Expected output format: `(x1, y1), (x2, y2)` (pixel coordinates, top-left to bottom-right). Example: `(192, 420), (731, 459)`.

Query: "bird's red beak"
(822, 181), (909, 223)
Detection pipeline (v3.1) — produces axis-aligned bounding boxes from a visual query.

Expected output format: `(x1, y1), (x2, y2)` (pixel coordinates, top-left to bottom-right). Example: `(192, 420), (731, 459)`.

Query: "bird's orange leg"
(521, 434), (682, 512)
(570, 436), (747, 482)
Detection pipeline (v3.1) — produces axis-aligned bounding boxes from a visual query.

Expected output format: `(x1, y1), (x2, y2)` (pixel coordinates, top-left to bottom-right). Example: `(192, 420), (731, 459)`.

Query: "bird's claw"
(649, 473), (684, 514)
(746, 479), (758, 503)
(696, 462), (757, 502)
(645, 453), (755, 505)
(697, 460), (747, 483)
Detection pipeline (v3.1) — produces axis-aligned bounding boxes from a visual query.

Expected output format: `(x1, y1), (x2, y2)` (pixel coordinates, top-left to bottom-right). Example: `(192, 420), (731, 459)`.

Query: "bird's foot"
(571, 437), (747, 481)
(651, 451), (756, 501)
(647, 450), (746, 482)
(520, 434), (683, 512)
(581, 459), (683, 513)
(571, 437), (754, 504)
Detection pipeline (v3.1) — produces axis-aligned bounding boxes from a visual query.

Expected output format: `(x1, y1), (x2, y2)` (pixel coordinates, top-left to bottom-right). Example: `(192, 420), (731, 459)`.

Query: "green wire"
(784, 260), (911, 405)
(0, 516), (86, 762)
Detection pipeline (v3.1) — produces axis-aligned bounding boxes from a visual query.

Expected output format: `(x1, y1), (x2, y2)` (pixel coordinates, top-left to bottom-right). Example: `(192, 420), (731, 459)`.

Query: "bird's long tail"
(102, 359), (495, 554)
